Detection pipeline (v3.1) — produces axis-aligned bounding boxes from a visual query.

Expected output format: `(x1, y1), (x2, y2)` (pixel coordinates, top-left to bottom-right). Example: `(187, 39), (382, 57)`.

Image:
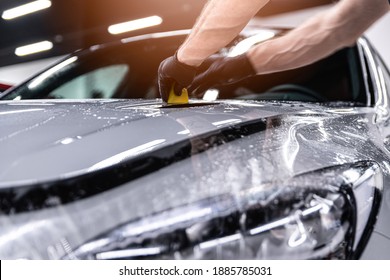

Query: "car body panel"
(0, 99), (387, 187)
(1, 98), (390, 259)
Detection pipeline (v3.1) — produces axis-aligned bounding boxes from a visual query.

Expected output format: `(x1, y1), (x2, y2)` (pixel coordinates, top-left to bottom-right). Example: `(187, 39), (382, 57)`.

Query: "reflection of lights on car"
(325, 108), (358, 114)
(212, 119), (242, 127)
(0, 220), (47, 247)
(0, 108), (44, 115)
(96, 247), (162, 260)
(28, 56), (78, 89)
(67, 163), (382, 260)
(177, 129), (190, 135)
(203, 89), (219, 101)
(228, 30), (276, 57)
(199, 233), (241, 250)
(88, 139), (167, 172)
(59, 137), (80, 145)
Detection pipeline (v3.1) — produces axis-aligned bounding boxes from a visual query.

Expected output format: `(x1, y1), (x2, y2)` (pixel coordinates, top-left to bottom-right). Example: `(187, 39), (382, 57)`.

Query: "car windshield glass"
(0, 32), (367, 105)
(48, 64), (129, 99)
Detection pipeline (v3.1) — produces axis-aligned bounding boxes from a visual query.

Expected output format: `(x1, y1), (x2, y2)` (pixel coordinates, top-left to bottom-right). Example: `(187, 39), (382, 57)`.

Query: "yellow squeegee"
(167, 83), (189, 105)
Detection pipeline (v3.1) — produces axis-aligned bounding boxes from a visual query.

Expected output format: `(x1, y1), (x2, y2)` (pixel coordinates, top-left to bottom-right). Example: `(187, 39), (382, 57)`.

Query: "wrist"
(235, 53), (256, 77)
(246, 48), (260, 74)
(176, 49), (203, 67)
(174, 52), (198, 72)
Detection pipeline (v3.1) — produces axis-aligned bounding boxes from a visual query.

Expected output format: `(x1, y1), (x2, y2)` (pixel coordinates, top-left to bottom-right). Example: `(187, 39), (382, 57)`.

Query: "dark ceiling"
(0, 0), (331, 67)
(0, 0), (211, 67)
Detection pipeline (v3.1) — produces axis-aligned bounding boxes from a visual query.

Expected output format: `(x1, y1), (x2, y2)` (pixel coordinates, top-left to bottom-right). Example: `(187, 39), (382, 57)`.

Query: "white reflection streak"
(212, 119), (242, 127)
(177, 129), (190, 135)
(96, 247), (162, 260)
(249, 217), (291, 236)
(88, 139), (166, 171)
(0, 108), (44, 115)
(302, 203), (324, 216)
(282, 118), (318, 170)
(228, 31), (275, 57)
(121, 30), (190, 44)
(199, 233), (241, 250)
(76, 237), (113, 255)
(361, 38), (386, 116)
(326, 108), (355, 114)
(378, 66), (388, 112)
(203, 89), (219, 101)
(28, 56), (78, 89)
(288, 212), (307, 247)
(0, 221), (47, 247)
(8, 102), (54, 106)
(249, 204), (323, 236)
(340, 130), (367, 141)
(60, 138), (75, 145)
(282, 122), (300, 171)
(317, 121), (329, 142)
(122, 207), (212, 237)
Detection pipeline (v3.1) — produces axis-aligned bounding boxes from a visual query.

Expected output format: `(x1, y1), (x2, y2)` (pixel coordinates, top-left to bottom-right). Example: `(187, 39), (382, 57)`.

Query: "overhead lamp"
(15, 40), (53, 57)
(108, 15), (163, 35)
(2, 0), (52, 20)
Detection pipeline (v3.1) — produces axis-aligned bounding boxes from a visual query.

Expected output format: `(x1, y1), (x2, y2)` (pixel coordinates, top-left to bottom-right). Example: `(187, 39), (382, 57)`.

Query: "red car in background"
(0, 82), (12, 92)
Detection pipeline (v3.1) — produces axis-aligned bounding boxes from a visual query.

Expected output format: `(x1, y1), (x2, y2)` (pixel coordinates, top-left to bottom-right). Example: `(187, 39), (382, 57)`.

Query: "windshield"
(0, 31), (367, 105)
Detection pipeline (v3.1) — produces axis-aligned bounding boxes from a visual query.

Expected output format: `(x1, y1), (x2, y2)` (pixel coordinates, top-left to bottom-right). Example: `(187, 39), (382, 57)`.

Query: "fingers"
(158, 60), (169, 102)
(189, 55), (256, 97)
(158, 57), (182, 101)
(197, 54), (224, 72)
(188, 61), (222, 96)
(173, 82), (184, 97)
(157, 54), (198, 101)
(158, 77), (171, 102)
(187, 55), (223, 93)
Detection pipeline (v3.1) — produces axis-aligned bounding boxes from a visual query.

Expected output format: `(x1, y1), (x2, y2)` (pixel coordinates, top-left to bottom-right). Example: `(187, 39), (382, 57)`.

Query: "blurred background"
(0, 0), (388, 85)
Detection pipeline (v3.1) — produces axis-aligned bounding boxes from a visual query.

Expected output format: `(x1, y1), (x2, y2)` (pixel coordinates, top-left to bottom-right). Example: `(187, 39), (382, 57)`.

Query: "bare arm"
(177, 0), (270, 67)
(247, 0), (390, 74)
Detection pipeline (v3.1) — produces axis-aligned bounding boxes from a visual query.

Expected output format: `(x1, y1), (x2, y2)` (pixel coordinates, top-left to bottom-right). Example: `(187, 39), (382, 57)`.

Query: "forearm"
(247, 0), (389, 74)
(177, 0), (270, 67)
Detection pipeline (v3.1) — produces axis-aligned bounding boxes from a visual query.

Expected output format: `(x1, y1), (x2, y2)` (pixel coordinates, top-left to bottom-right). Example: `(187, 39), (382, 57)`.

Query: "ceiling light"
(2, 0), (51, 20)
(15, 41), (53, 57)
(108, 15), (163, 35)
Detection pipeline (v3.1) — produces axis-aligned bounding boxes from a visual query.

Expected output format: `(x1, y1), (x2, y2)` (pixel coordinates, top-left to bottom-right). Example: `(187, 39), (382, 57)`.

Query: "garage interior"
(1, 0), (387, 86)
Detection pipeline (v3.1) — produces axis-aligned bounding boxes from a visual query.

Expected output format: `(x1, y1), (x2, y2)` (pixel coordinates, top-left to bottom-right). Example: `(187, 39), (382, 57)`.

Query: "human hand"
(158, 53), (197, 102)
(189, 54), (256, 96)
